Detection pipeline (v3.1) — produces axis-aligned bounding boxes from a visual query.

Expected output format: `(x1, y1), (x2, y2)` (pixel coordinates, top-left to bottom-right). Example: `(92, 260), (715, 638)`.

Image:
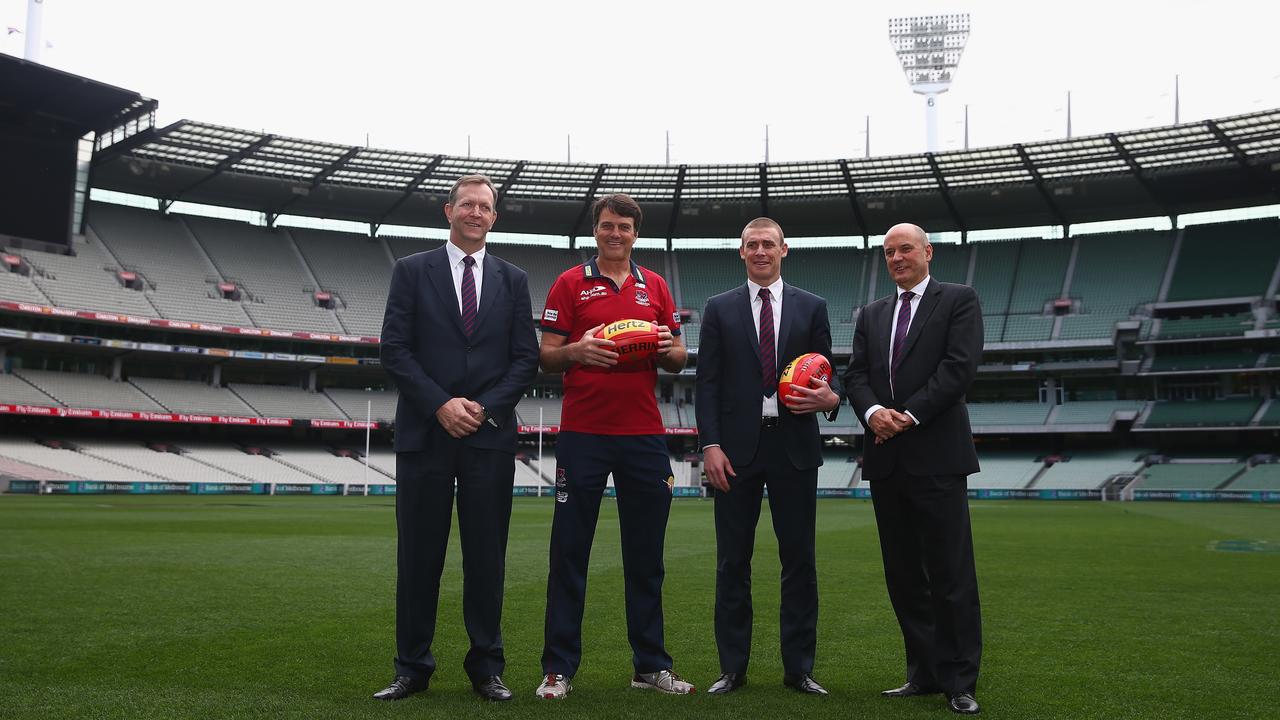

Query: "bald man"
(843, 223), (985, 715)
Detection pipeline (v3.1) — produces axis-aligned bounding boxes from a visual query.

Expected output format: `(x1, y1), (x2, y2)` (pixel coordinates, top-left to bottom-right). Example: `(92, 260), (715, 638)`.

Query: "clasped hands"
(436, 397), (485, 438)
(869, 407), (915, 444)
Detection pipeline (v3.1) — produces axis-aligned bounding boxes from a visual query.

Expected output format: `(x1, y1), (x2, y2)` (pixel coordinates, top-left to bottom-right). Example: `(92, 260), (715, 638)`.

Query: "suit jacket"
(695, 282), (841, 471)
(845, 278), (982, 481)
(380, 246), (539, 453)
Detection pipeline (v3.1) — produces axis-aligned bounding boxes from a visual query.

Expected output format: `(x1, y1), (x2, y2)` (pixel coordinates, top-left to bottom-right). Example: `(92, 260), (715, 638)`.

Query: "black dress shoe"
(882, 682), (940, 697)
(373, 675), (428, 700)
(707, 673), (747, 694)
(949, 692), (980, 714)
(783, 673), (829, 695)
(473, 675), (513, 701)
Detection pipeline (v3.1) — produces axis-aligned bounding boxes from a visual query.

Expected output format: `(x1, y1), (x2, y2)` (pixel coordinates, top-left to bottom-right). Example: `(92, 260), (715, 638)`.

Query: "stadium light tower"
(888, 14), (971, 153)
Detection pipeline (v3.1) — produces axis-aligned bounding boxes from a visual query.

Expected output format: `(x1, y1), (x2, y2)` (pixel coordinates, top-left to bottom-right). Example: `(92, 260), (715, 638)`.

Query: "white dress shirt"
(445, 241), (485, 314)
(865, 275), (931, 426)
(749, 277), (784, 418)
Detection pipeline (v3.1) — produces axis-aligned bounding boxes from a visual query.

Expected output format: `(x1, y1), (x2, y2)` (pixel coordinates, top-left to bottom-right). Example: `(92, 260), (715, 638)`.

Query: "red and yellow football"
(594, 319), (661, 363)
(779, 352), (832, 406)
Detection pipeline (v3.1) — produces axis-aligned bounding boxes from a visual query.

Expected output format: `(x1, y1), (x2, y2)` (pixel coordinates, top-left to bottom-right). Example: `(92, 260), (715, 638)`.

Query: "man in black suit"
(843, 223), (984, 715)
(695, 217), (842, 696)
(375, 174), (539, 702)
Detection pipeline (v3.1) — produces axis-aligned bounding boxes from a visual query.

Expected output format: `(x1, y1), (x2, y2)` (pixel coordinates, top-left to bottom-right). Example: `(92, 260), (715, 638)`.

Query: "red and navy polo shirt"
(541, 256), (681, 435)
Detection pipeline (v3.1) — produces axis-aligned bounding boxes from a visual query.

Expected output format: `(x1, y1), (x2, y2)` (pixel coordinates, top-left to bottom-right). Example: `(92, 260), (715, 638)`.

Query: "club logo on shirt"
(579, 285), (609, 301)
(543, 308), (559, 322)
(672, 311), (680, 325)
(634, 288), (651, 307)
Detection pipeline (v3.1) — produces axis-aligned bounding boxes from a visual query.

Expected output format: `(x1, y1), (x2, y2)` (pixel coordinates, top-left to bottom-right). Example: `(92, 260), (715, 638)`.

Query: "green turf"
(1, 497), (1277, 719)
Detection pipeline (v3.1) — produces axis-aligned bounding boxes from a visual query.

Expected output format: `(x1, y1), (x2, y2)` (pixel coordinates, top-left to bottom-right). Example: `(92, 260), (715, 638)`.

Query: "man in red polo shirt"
(534, 193), (693, 699)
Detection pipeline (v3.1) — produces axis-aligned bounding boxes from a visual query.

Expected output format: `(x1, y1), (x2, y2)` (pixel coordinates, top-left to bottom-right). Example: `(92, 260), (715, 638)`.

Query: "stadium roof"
(0, 54), (156, 137)
(91, 109), (1280, 239)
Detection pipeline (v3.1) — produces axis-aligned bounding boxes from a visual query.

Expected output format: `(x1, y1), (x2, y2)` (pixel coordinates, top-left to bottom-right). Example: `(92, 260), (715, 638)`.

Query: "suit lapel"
(734, 284), (761, 362)
(776, 283), (797, 370)
(425, 248), (465, 337)
(877, 294), (895, 370)
(472, 253), (503, 333)
(897, 279), (941, 364)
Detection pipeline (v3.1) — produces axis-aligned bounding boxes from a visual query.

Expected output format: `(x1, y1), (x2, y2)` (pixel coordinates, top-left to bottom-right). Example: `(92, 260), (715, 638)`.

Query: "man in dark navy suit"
(375, 174), (539, 702)
(695, 217), (842, 696)
(844, 222), (984, 715)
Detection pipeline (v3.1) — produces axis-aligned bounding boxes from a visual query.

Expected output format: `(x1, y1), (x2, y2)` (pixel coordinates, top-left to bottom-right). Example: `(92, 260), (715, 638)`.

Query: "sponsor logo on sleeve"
(672, 312), (680, 325)
(543, 308), (559, 322)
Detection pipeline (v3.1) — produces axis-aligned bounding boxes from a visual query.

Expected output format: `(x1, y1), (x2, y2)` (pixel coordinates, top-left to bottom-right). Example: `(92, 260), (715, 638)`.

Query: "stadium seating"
(0, 437), (165, 481)
(384, 235), (442, 260)
(267, 446), (369, 484)
(16, 369), (165, 412)
(968, 453), (1044, 489)
(178, 442), (320, 484)
(0, 263), (51, 305)
(0, 452), (78, 481)
(1147, 352), (1258, 373)
(1137, 462), (1244, 490)
(0, 372), (58, 406)
(1049, 400), (1146, 426)
(1156, 313), (1254, 339)
(1060, 230), (1172, 340)
(1259, 401), (1280, 426)
(1166, 219), (1280, 301)
(970, 240), (1019, 316)
(966, 402), (1053, 427)
(673, 249), (752, 318)
(1143, 398), (1261, 428)
(1008, 238), (1072, 314)
(817, 453), (856, 488)
(18, 235), (159, 317)
(130, 376), (259, 416)
(1034, 449), (1150, 490)
(516, 397), (562, 425)
(184, 216), (344, 334)
(789, 247), (867, 323)
(87, 203), (253, 325)
(1224, 463), (1280, 491)
(488, 243), (588, 316)
(76, 440), (248, 484)
(323, 388), (398, 423)
(228, 383), (349, 420)
(290, 228), (394, 336)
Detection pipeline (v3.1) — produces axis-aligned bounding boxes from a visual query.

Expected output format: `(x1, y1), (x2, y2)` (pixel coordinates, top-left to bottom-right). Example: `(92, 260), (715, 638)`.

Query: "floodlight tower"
(888, 14), (971, 153)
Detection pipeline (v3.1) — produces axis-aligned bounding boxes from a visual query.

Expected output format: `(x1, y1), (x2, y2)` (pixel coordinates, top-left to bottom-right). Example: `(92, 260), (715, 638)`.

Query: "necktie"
(758, 288), (775, 397)
(890, 290), (914, 395)
(461, 255), (477, 337)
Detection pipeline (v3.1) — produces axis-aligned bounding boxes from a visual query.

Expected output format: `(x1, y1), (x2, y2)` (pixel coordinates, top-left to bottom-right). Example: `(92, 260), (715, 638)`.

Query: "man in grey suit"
(843, 223), (984, 715)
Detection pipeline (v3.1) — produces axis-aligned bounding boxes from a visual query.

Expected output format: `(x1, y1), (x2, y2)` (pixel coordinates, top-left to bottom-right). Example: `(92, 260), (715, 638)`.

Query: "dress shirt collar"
(896, 275), (931, 300)
(747, 277), (784, 301)
(446, 240), (485, 269)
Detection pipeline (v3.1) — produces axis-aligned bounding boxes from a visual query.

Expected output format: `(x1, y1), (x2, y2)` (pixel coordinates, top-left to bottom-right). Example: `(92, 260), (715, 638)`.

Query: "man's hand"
(869, 407), (915, 443)
(655, 325), (674, 356)
(436, 397), (483, 438)
(568, 323), (619, 368)
(782, 377), (840, 415)
(702, 446), (736, 492)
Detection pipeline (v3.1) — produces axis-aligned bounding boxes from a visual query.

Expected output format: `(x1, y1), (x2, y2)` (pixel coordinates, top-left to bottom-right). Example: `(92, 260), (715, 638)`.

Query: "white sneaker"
(631, 669), (696, 694)
(536, 673), (572, 699)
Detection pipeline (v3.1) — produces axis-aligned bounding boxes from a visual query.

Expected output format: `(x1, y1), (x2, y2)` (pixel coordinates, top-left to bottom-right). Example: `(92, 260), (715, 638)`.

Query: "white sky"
(5, 0), (1279, 165)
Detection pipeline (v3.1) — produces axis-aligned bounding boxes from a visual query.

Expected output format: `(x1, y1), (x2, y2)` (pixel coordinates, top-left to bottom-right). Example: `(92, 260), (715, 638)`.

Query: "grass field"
(1, 496), (1277, 719)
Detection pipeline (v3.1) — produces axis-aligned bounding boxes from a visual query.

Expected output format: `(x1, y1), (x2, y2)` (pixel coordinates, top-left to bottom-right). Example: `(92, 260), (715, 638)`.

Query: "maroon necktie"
(890, 290), (914, 395)
(461, 255), (477, 337)
(758, 288), (775, 397)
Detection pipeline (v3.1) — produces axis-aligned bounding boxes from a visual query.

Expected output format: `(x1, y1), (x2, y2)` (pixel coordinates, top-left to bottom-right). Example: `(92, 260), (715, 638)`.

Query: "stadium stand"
(0, 372), (58, 406)
(1034, 449), (1150, 490)
(178, 442), (319, 485)
(290, 228), (394, 336)
(0, 261), (51, 305)
(229, 383), (349, 420)
(1259, 401), (1280, 426)
(488, 243), (586, 315)
(969, 240), (1019, 317)
(1165, 219), (1280, 300)
(673, 249), (751, 319)
(385, 235), (442, 260)
(17, 235), (159, 317)
(1147, 351), (1258, 373)
(76, 440), (249, 484)
(323, 388), (398, 423)
(0, 438), (167, 482)
(87, 203), (253, 325)
(1137, 462), (1245, 490)
(817, 452), (856, 488)
(1156, 313), (1254, 339)
(184, 216), (344, 334)
(788, 247), (867, 323)
(1224, 463), (1280, 491)
(966, 402), (1053, 427)
(1060, 230), (1172, 340)
(0, 453), (78, 481)
(267, 446), (369, 484)
(1143, 398), (1262, 428)
(129, 376), (259, 416)
(968, 453), (1044, 489)
(1008, 238), (1072, 314)
(516, 397), (562, 425)
(1049, 400), (1146, 427)
(16, 369), (165, 412)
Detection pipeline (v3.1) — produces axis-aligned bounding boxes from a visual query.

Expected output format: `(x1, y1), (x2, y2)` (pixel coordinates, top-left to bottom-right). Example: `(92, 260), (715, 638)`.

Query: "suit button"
(465, 346), (473, 352)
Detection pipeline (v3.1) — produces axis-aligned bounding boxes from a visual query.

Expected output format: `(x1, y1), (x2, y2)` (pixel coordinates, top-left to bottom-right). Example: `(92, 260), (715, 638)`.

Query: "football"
(778, 352), (832, 407)
(595, 319), (661, 363)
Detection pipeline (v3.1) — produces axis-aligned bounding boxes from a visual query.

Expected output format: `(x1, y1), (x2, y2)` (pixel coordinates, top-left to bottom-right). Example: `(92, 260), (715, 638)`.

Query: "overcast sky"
(5, 0), (1279, 165)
